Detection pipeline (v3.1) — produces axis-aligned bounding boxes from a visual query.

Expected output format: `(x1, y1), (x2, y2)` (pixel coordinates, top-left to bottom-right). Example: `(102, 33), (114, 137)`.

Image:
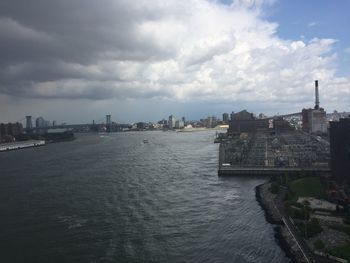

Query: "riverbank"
(256, 183), (307, 263)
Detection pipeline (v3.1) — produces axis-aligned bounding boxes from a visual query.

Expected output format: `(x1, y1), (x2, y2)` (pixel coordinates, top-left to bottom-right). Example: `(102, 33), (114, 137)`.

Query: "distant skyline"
(0, 0), (349, 123)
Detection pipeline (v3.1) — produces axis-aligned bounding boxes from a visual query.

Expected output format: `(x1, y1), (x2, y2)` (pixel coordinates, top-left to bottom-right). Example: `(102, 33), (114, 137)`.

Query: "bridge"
(218, 166), (330, 176)
(272, 112), (302, 118)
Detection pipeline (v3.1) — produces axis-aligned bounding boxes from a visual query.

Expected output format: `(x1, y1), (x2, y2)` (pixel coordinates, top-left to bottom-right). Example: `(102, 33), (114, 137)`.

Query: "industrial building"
(228, 110), (269, 134)
(330, 117), (350, 184)
(220, 129), (329, 169)
(228, 119), (270, 134)
(302, 80), (327, 134)
(231, 110), (254, 121)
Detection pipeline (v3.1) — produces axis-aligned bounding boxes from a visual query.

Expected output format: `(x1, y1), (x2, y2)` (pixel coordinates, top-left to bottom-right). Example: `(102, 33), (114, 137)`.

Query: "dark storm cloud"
(0, 0), (175, 99)
(0, 0), (168, 63)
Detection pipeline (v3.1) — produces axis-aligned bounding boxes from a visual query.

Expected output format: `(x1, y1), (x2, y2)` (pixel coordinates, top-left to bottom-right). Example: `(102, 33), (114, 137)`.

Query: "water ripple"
(0, 131), (289, 263)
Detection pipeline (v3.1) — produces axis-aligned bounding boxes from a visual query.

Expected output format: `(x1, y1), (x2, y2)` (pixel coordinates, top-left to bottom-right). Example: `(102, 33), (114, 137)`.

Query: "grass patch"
(327, 243), (350, 261)
(287, 177), (326, 202)
(296, 218), (323, 239)
(314, 239), (325, 250)
(330, 225), (350, 237)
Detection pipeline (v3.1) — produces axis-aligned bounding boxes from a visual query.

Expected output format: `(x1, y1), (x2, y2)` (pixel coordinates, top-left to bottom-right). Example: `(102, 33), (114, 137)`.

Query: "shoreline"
(255, 183), (300, 263)
(0, 140), (45, 152)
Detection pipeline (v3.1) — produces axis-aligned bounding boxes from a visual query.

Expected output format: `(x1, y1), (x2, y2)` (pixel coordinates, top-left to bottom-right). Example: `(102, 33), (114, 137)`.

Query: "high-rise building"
(175, 120), (184, 129)
(26, 116), (32, 132)
(106, 115), (111, 132)
(222, 113), (229, 124)
(330, 117), (350, 184)
(230, 111), (235, 121)
(36, 117), (46, 128)
(168, 115), (176, 129)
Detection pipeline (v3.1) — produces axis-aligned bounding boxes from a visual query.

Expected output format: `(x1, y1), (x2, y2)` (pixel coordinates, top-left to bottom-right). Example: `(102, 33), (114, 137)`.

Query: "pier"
(218, 166), (330, 176)
(0, 140), (45, 152)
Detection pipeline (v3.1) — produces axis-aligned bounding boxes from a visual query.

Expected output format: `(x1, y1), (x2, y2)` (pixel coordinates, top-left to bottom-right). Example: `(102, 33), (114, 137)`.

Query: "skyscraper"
(26, 116), (32, 133)
(168, 115), (176, 129)
(106, 115), (111, 132)
(36, 117), (46, 128)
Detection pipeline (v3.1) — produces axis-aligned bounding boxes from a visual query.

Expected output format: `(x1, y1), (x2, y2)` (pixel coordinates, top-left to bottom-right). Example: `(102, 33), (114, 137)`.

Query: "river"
(0, 131), (289, 262)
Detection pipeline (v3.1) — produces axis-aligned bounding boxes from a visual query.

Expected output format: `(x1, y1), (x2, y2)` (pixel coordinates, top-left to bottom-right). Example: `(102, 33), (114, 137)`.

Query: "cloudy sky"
(0, 0), (349, 124)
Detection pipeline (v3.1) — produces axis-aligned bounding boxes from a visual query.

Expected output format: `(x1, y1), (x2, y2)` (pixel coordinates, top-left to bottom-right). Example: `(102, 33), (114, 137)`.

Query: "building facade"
(330, 117), (350, 184)
(302, 108), (327, 134)
(222, 113), (229, 124)
(168, 115), (176, 129)
(228, 110), (269, 134)
(0, 123), (23, 142)
(175, 120), (184, 129)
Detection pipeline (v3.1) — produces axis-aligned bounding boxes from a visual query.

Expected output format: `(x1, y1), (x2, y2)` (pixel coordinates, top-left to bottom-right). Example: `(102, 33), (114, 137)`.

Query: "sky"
(0, 0), (349, 124)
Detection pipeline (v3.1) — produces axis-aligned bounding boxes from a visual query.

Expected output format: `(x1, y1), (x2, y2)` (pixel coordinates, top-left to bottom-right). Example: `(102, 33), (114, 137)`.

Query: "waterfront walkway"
(275, 187), (338, 263)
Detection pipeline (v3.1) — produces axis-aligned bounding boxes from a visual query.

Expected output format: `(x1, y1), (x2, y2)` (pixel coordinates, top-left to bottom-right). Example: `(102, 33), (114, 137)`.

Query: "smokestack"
(314, 80), (319, 109)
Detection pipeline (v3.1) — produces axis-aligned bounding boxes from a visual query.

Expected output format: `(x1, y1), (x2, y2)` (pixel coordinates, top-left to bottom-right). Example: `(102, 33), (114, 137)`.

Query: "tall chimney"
(314, 80), (319, 109)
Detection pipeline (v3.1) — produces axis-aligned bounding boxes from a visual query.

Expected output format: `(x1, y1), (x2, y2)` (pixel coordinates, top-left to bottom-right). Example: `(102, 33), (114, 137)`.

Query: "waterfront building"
(302, 108), (327, 134)
(228, 119), (269, 134)
(136, 122), (147, 130)
(228, 110), (269, 134)
(36, 117), (46, 128)
(302, 80), (327, 134)
(26, 116), (32, 133)
(106, 115), (111, 132)
(168, 115), (176, 129)
(231, 110), (254, 121)
(175, 120), (184, 129)
(330, 117), (350, 184)
(0, 122), (23, 142)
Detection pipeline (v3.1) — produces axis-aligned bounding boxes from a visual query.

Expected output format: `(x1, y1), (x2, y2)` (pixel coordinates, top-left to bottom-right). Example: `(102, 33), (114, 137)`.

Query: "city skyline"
(0, 0), (349, 123)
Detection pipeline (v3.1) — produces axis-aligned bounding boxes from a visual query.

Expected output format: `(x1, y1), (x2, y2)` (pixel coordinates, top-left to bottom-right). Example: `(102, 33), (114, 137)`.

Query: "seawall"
(256, 183), (299, 263)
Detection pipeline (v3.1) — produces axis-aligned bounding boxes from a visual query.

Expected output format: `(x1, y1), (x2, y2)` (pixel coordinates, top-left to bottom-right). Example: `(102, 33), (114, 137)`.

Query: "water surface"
(0, 131), (289, 262)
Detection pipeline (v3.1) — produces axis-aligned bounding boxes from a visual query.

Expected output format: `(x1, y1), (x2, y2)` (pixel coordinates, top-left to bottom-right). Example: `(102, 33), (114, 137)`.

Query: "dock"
(218, 166), (331, 176)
